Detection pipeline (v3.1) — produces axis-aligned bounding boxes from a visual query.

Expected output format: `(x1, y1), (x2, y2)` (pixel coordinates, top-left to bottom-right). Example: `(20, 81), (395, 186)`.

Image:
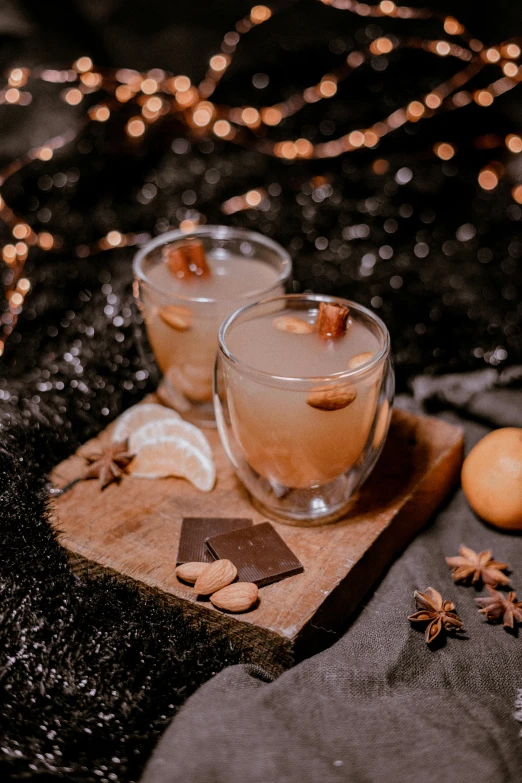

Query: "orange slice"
(128, 437), (216, 492)
(111, 403), (180, 443)
(129, 418), (212, 459)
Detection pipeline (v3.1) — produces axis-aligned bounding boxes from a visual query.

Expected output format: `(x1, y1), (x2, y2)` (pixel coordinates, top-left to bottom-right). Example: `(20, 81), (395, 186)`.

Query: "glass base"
(156, 378), (216, 428)
(250, 491), (355, 527)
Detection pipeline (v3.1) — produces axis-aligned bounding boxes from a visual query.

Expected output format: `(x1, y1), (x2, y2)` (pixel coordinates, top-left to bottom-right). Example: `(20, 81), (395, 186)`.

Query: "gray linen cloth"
(141, 376), (522, 783)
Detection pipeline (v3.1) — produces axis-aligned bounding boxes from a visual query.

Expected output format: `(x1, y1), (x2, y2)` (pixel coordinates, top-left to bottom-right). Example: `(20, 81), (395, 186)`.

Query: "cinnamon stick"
(164, 239), (211, 280)
(316, 301), (349, 339)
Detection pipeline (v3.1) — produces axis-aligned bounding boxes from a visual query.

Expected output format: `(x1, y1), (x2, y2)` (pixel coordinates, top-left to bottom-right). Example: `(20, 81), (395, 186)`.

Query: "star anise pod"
(83, 441), (133, 489)
(445, 545), (510, 588)
(476, 586), (522, 629)
(408, 587), (464, 644)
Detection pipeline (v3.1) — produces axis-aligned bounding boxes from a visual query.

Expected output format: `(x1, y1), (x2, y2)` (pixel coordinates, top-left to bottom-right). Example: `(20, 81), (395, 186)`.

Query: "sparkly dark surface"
(1, 1), (522, 781)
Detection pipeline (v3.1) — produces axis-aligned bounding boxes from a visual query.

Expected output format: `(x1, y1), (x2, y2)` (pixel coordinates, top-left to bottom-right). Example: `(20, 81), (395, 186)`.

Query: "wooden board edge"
(292, 424), (465, 660)
(62, 549), (293, 677)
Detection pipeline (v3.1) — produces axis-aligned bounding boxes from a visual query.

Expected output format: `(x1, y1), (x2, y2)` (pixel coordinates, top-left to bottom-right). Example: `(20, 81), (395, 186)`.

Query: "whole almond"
(159, 305), (193, 331)
(210, 582), (259, 613)
(347, 351), (375, 370)
(307, 382), (357, 411)
(194, 559), (237, 596)
(175, 562), (208, 584)
(272, 315), (315, 334)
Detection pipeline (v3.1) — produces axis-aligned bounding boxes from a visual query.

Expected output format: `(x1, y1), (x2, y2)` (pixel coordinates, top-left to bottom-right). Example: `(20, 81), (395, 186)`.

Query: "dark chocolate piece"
(205, 521), (304, 587)
(177, 517), (252, 565)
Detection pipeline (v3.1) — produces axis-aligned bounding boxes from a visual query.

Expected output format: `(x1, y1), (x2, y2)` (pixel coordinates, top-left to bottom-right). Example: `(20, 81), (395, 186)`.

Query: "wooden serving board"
(50, 404), (464, 675)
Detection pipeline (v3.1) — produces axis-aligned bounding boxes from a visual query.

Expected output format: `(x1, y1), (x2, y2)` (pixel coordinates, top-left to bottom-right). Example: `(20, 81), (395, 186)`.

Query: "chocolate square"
(177, 517), (253, 565)
(205, 521), (304, 587)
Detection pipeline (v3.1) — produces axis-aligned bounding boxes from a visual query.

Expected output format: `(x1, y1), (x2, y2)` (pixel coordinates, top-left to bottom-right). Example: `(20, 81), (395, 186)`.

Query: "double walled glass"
(133, 226), (292, 427)
(214, 294), (394, 525)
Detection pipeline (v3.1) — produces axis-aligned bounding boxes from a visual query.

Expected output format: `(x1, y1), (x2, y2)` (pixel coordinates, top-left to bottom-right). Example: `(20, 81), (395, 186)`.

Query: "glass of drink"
(215, 294), (394, 525)
(133, 226), (292, 427)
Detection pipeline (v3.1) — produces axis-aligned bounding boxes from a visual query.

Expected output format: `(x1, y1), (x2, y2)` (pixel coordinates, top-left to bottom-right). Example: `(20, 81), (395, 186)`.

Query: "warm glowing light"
(295, 138), (313, 157)
(8, 68), (26, 86)
(176, 87), (198, 107)
(75, 56), (93, 73)
(210, 55), (228, 72)
(512, 185), (522, 204)
(261, 107), (282, 125)
(245, 190), (263, 206)
(13, 223), (30, 240)
(348, 130), (364, 147)
(17, 278), (30, 293)
(347, 51), (365, 68)
(90, 104), (110, 121)
(278, 141), (297, 160)
(173, 75), (191, 92)
(141, 78), (158, 95)
(213, 119), (232, 137)
(407, 101), (425, 119)
(15, 242), (28, 257)
(370, 37), (393, 55)
(241, 107), (260, 125)
(318, 78), (337, 98)
(363, 131), (379, 147)
(435, 41), (451, 56)
(37, 232), (54, 250)
(503, 62), (518, 78)
(38, 147), (53, 161)
(379, 1), (396, 14)
(425, 93), (441, 109)
(453, 91), (471, 107)
(434, 142), (455, 160)
(192, 102), (214, 127)
(250, 5), (271, 24)
(115, 85), (132, 102)
(10, 292), (23, 308)
(180, 219), (198, 233)
(444, 16), (463, 35)
(372, 159), (389, 175)
(5, 88), (20, 104)
(505, 44), (521, 59)
(484, 48), (501, 63)
(2, 245), (16, 262)
(478, 168), (499, 190)
(506, 134), (522, 153)
(81, 72), (102, 88)
(146, 96), (162, 113)
(106, 231), (122, 247)
(65, 88), (83, 105)
(126, 117), (145, 137)
(475, 90), (494, 107)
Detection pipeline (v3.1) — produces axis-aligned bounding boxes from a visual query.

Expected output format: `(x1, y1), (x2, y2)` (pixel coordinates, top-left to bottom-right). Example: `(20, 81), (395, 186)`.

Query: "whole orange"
(461, 427), (522, 530)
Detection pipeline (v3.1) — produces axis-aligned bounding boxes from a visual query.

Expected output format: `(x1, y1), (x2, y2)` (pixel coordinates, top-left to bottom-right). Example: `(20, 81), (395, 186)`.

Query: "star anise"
(476, 586), (522, 629)
(445, 545), (510, 588)
(83, 441), (133, 489)
(408, 587), (464, 644)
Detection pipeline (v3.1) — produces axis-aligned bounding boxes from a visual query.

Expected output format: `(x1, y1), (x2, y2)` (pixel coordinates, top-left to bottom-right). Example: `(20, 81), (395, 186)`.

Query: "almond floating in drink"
(134, 227), (291, 426)
(215, 295), (394, 525)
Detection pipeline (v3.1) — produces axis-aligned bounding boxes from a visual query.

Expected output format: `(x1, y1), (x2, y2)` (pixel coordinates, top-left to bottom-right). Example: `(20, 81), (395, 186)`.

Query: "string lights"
(1, 0), (522, 357)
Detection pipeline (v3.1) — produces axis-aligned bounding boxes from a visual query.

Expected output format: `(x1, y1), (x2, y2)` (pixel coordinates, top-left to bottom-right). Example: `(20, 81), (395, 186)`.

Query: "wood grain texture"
(50, 403), (464, 671)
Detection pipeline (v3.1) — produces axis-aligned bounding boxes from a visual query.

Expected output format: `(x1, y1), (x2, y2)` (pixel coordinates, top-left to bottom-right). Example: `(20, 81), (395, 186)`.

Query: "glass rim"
(133, 225), (292, 304)
(218, 293), (391, 388)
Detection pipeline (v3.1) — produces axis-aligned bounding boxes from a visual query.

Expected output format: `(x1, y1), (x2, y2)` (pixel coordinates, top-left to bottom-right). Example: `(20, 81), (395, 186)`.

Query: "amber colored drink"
(216, 295), (394, 524)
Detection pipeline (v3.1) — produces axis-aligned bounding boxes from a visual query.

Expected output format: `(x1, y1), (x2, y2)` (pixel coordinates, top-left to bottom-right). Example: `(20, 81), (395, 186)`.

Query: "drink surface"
(226, 307), (381, 377)
(146, 252), (279, 301)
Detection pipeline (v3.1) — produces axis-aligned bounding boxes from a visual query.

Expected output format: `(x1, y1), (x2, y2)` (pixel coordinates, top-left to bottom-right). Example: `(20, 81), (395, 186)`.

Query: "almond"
(306, 382), (357, 411)
(210, 582), (259, 613)
(347, 352), (375, 370)
(159, 305), (193, 331)
(175, 561), (208, 584)
(272, 315), (315, 334)
(194, 559), (237, 596)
